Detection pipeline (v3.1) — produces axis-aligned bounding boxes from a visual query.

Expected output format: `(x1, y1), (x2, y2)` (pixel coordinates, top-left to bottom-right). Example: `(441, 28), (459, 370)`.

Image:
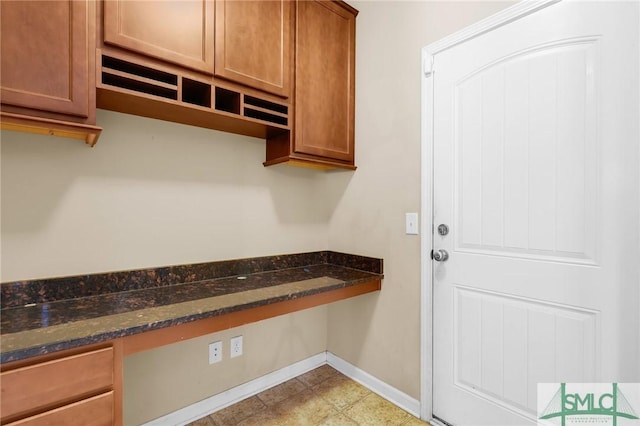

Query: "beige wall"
(326, 0), (516, 400)
(124, 306), (327, 425)
(1, 110), (331, 281)
(0, 110), (335, 424)
(1, 1), (516, 424)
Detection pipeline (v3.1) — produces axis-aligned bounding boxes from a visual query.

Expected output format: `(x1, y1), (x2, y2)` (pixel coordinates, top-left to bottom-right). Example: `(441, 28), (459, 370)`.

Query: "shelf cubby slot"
(101, 55), (178, 100)
(244, 95), (288, 115)
(182, 78), (211, 108)
(214, 87), (241, 114)
(244, 108), (288, 126)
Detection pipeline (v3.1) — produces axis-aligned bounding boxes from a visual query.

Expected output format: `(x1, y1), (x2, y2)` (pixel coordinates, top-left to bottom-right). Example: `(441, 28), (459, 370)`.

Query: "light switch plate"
(406, 213), (419, 235)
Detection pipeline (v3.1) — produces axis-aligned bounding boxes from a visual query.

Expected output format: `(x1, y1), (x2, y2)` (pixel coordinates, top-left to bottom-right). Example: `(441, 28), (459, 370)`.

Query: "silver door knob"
(432, 249), (449, 262)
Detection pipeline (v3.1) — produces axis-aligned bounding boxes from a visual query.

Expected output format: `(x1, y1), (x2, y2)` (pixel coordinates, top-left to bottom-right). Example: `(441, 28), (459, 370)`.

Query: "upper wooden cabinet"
(214, 0), (293, 98)
(103, 0), (214, 74)
(97, 0), (356, 169)
(0, 0), (101, 145)
(2, 1), (88, 117)
(265, 0), (357, 169)
(295, 0), (356, 163)
(102, 0), (291, 98)
(98, 0), (293, 138)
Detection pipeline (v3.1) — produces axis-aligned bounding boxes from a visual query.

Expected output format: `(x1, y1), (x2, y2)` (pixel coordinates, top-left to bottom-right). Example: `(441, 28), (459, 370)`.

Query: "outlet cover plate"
(209, 341), (222, 364)
(230, 335), (243, 358)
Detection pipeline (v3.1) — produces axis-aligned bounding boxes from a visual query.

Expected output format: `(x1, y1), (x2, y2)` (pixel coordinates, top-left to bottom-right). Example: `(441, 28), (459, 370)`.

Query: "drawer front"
(5, 391), (114, 426)
(1, 347), (113, 421)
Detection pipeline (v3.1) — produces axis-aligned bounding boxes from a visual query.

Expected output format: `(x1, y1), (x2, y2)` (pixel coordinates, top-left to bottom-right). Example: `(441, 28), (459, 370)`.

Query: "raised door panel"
(215, 0), (292, 98)
(0, 0), (89, 117)
(455, 42), (598, 264)
(103, 0), (214, 74)
(294, 1), (355, 163)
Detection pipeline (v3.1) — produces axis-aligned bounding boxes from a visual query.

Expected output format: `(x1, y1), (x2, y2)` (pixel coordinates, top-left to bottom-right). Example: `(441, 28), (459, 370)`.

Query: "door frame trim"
(419, 0), (562, 421)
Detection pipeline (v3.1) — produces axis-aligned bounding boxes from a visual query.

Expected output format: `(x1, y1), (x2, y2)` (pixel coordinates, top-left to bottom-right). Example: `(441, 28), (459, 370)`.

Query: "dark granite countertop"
(0, 251), (383, 364)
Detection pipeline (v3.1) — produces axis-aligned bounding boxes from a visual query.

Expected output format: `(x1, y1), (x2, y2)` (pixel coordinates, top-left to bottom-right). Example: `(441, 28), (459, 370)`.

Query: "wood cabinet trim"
(0, 112), (102, 147)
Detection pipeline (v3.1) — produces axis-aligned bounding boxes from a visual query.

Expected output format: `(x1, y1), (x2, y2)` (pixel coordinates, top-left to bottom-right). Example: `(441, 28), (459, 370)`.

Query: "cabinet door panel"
(215, 0), (292, 97)
(104, 0), (214, 74)
(0, 0), (89, 117)
(294, 0), (355, 162)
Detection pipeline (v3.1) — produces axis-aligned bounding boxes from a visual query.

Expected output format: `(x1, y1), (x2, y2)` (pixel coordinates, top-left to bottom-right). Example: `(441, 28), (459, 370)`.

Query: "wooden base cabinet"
(4, 393), (114, 426)
(265, 0), (357, 170)
(0, 0), (101, 146)
(0, 346), (119, 426)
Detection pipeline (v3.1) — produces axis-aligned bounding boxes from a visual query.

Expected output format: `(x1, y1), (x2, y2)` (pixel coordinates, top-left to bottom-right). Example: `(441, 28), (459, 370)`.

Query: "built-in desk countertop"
(0, 251), (383, 364)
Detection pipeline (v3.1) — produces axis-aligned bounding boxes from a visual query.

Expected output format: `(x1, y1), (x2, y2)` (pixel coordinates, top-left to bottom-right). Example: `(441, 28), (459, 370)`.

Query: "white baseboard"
(143, 352), (327, 426)
(143, 351), (421, 425)
(326, 352), (421, 418)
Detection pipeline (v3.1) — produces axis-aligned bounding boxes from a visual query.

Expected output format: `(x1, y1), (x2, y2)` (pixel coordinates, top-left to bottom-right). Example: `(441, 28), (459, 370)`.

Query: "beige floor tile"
(312, 373), (371, 410)
(271, 388), (338, 425)
(186, 417), (214, 426)
(234, 408), (284, 426)
(402, 414), (432, 425)
(257, 378), (307, 406)
(317, 412), (360, 426)
(297, 364), (339, 387)
(344, 393), (412, 426)
(210, 396), (266, 425)
(189, 366), (422, 426)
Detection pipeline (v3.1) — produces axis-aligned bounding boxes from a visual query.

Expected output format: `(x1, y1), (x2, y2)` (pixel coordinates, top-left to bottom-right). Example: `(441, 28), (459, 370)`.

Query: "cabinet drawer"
(5, 392), (114, 426)
(1, 347), (113, 421)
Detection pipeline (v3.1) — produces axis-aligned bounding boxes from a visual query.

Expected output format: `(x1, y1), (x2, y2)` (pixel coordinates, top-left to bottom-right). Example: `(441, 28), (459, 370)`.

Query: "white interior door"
(429, 1), (639, 425)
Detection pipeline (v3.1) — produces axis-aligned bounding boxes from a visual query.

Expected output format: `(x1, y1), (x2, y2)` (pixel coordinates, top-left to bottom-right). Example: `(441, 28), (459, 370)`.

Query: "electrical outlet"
(230, 335), (243, 358)
(209, 341), (222, 364)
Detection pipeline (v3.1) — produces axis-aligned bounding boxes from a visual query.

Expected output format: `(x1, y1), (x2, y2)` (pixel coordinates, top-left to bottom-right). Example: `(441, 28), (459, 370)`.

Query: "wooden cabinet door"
(294, 0), (356, 162)
(103, 0), (214, 74)
(0, 0), (90, 117)
(215, 0), (292, 98)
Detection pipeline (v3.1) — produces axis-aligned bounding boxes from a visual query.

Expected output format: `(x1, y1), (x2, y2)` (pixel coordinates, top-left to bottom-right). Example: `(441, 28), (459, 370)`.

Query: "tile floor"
(187, 365), (429, 426)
